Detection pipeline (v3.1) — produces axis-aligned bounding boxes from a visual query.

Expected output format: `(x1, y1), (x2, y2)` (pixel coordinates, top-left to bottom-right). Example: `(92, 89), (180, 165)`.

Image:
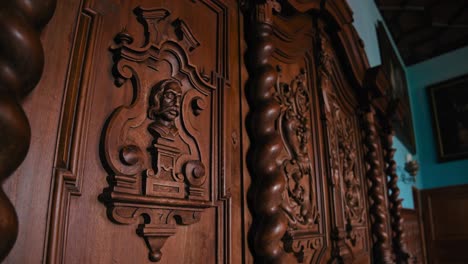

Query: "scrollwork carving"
(275, 67), (319, 229)
(102, 6), (216, 262)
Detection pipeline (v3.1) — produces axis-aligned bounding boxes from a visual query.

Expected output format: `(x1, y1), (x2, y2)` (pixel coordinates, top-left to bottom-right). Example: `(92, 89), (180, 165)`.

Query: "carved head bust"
(148, 80), (182, 138)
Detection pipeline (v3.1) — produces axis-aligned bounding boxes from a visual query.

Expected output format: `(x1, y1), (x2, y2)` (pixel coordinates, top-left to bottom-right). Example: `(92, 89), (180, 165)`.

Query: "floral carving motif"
(275, 67), (319, 229)
(339, 119), (364, 223)
(320, 46), (364, 225)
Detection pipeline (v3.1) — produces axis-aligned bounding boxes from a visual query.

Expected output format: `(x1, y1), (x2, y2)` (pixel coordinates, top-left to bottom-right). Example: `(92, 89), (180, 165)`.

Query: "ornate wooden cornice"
(0, 0), (57, 261)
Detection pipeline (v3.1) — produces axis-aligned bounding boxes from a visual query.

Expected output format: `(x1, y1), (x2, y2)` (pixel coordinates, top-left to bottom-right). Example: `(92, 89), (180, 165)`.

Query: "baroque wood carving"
(101, 6), (217, 262)
(275, 67), (323, 262)
(0, 0), (56, 261)
(319, 34), (369, 263)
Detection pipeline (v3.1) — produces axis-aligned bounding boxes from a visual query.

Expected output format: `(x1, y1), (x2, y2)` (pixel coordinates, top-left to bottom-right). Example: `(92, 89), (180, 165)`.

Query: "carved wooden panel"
(275, 66), (324, 262)
(101, 5), (224, 262)
(319, 33), (372, 263)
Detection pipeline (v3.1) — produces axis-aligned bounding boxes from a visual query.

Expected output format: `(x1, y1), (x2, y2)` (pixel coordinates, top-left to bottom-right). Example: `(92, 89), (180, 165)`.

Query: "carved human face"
(158, 82), (182, 121)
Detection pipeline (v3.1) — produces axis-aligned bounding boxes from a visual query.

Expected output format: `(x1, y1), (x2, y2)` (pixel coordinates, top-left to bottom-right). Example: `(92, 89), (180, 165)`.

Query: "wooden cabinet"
(1, 0), (412, 263)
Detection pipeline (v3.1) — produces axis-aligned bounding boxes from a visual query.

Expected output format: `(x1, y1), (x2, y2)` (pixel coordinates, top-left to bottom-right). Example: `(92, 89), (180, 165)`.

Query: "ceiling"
(375, 0), (468, 65)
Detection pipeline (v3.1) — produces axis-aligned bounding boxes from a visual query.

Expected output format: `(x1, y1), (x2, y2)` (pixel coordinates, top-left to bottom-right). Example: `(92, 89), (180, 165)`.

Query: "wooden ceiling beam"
(378, 5), (424, 11)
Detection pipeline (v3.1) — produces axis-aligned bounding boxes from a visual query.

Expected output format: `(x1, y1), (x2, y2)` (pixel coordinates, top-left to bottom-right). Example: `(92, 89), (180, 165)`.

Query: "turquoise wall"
(346, 0), (417, 208)
(407, 47), (468, 189)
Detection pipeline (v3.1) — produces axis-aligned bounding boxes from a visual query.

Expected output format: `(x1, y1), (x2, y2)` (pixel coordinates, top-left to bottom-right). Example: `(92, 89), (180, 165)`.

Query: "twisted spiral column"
(383, 126), (410, 263)
(362, 110), (393, 264)
(244, 1), (295, 263)
(0, 0), (56, 261)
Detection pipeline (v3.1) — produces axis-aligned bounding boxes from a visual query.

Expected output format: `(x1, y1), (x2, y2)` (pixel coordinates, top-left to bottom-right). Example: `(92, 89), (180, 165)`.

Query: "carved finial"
(134, 7), (170, 45)
(172, 18), (201, 52)
(256, 0), (281, 24)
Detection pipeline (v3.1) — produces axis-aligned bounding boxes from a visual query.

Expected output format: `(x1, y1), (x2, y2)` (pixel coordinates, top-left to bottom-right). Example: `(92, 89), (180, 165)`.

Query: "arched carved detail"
(284, 0), (370, 87)
(383, 120), (410, 264)
(362, 109), (393, 264)
(0, 0), (56, 261)
(244, 1), (298, 262)
(101, 6), (217, 262)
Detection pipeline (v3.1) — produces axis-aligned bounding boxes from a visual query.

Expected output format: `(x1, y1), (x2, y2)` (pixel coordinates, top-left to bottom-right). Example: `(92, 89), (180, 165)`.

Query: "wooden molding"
(0, 0), (57, 261)
(44, 6), (101, 263)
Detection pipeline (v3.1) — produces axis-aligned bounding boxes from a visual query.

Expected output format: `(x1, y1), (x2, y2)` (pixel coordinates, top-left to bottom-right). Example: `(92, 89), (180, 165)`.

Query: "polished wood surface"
(2, 0), (413, 263)
(0, 0), (56, 261)
(420, 184), (468, 264)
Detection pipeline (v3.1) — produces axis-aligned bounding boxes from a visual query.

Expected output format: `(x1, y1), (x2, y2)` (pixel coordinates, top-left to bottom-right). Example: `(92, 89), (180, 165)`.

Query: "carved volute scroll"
(101, 6), (216, 262)
(0, 0), (56, 261)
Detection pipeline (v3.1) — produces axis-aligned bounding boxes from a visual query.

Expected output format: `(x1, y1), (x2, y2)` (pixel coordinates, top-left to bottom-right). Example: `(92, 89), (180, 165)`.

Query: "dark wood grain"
(420, 184), (468, 263)
(0, 0), (56, 261)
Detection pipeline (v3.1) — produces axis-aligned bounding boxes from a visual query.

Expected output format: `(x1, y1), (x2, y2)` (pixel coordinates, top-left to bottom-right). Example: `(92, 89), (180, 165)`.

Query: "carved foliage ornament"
(274, 66), (323, 262)
(101, 6), (215, 262)
(275, 66), (319, 229)
(319, 36), (366, 261)
(320, 37), (364, 225)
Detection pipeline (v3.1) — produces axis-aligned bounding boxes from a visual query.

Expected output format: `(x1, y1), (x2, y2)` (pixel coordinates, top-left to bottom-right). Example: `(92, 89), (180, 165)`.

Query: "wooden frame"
(428, 74), (468, 162)
(376, 21), (416, 154)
